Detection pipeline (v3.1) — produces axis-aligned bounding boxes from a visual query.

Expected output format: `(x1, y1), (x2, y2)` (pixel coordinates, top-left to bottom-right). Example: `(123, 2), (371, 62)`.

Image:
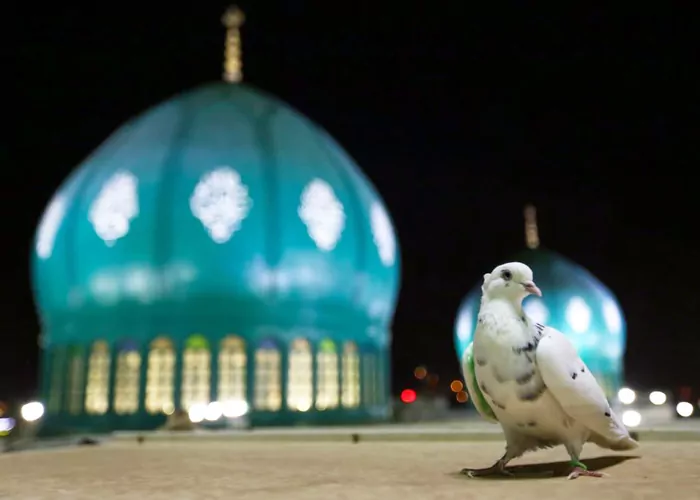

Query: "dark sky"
(5, 3), (699, 401)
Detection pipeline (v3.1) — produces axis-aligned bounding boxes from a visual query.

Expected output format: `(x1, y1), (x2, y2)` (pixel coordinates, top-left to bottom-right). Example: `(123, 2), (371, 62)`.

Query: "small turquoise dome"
(454, 217), (626, 398)
(32, 81), (400, 430)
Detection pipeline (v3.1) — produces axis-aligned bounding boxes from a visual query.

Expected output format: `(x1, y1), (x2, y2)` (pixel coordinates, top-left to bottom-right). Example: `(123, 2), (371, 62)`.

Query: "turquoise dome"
(31, 81), (400, 431)
(33, 82), (400, 342)
(454, 248), (626, 398)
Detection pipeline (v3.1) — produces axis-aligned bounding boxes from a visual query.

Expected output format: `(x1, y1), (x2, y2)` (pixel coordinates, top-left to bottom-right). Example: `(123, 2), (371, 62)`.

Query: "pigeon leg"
(566, 460), (606, 480)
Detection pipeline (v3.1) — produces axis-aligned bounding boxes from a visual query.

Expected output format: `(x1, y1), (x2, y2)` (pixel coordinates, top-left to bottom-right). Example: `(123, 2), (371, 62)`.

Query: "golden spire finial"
(222, 6), (245, 83)
(524, 204), (540, 249)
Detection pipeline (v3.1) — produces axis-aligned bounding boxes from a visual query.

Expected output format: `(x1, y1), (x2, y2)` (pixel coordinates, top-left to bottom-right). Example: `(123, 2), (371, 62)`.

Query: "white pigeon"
(460, 262), (638, 480)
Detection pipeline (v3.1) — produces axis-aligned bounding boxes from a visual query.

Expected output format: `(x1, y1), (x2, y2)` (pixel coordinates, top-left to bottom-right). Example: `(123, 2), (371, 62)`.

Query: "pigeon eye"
(501, 270), (512, 281)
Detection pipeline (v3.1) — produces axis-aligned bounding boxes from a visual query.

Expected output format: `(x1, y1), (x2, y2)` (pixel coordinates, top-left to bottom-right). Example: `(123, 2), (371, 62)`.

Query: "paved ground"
(2, 440), (699, 499)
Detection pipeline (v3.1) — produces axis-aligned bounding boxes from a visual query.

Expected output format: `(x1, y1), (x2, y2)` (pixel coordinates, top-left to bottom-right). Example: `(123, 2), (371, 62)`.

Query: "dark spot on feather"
(571, 372), (578, 380)
(521, 315), (526, 323)
(476, 358), (487, 367)
(581, 367), (585, 373)
(478, 318), (483, 324)
(517, 422), (525, 428)
(505, 283), (510, 287)
(519, 383), (546, 402)
(491, 399), (506, 410)
(527, 421), (536, 427)
(525, 353), (534, 363)
(492, 367), (507, 383)
(512, 340), (538, 355)
(479, 383), (490, 396)
(604, 411), (611, 417)
(516, 370), (535, 385)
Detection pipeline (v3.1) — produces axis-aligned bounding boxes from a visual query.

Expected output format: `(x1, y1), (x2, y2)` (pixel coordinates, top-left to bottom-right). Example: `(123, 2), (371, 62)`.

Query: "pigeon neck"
(480, 296), (523, 317)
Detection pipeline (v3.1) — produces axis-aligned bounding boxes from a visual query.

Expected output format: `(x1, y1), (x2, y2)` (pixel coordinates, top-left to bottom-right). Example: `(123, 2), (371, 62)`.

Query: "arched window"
(47, 347), (67, 413)
(84, 341), (111, 415)
(287, 338), (312, 412)
(254, 339), (281, 411)
(362, 352), (378, 407)
(181, 335), (211, 410)
(315, 339), (339, 410)
(66, 346), (85, 415)
(113, 341), (141, 415)
(218, 336), (246, 404)
(145, 337), (175, 414)
(341, 342), (360, 408)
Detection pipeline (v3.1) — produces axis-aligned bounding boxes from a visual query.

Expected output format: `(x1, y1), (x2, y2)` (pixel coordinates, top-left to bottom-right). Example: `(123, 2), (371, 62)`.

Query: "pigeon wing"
(535, 326), (637, 449)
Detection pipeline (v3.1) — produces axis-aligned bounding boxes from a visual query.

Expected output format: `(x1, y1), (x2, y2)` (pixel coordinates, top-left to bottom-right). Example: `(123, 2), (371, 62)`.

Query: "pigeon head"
(481, 262), (542, 303)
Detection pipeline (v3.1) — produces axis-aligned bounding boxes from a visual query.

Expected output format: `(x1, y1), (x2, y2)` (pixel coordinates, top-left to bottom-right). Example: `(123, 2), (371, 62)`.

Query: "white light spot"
(456, 309), (473, 343)
(190, 167), (252, 244)
(222, 399), (249, 418)
(188, 403), (207, 423)
(676, 402), (694, 418)
(523, 298), (549, 324)
(370, 202), (396, 266)
(205, 402), (223, 421)
(618, 387), (636, 405)
(603, 299), (623, 335)
(298, 178), (345, 251)
(20, 402), (44, 422)
(621, 410), (642, 428)
(565, 296), (591, 334)
(649, 391), (667, 405)
(88, 171), (139, 246)
(36, 195), (67, 259)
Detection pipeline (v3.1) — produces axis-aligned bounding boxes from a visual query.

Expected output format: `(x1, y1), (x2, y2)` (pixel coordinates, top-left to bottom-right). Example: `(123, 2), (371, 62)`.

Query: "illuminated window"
(84, 341), (111, 415)
(218, 336), (246, 404)
(315, 339), (339, 410)
(362, 353), (378, 407)
(298, 179), (346, 251)
(287, 339), (313, 412)
(113, 342), (141, 415)
(254, 340), (281, 411)
(181, 335), (211, 410)
(145, 337), (175, 414)
(190, 167), (252, 244)
(88, 170), (139, 246)
(66, 346), (85, 415)
(47, 347), (67, 413)
(341, 342), (360, 408)
(565, 296), (592, 334)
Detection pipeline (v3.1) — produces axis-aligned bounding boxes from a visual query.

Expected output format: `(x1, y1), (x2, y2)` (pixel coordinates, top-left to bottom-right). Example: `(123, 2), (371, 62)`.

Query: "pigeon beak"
(522, 281), (542, 297)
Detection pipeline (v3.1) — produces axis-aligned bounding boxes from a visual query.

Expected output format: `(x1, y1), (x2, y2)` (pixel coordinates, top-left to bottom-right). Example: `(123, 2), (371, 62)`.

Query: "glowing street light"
(618, 388), (636, 405)
(676, 402), (694, 418)
(622, 410), (642, 428)
(20, 402), (44, 422)
(649, 391), (667, 406)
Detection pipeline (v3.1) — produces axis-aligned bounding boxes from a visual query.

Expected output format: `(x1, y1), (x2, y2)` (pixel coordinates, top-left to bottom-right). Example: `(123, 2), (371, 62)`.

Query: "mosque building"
(454, 205), (627, 400)
(31, 7), (400, 433)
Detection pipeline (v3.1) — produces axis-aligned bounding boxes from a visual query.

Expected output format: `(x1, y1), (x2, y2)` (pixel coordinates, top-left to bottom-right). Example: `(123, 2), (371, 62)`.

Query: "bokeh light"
(450, 380), (463, 392)
(456, 391), (468, 403)
(400, 389), (417, 404)
(413, 366), (427, 380)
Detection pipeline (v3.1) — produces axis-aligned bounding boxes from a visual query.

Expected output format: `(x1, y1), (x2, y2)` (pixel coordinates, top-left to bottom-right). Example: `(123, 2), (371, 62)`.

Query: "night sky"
(5, 3), (699, 401)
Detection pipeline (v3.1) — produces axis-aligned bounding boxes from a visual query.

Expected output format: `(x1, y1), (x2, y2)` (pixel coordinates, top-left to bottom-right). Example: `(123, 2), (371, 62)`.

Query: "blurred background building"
(454, 205), (627, 400)
(30, 8), (400, 434)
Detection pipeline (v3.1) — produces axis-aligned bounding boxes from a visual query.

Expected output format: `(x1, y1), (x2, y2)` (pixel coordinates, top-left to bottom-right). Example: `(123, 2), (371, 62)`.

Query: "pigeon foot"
(566, 461), (608, 480)
(461, 460), (512, 478)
